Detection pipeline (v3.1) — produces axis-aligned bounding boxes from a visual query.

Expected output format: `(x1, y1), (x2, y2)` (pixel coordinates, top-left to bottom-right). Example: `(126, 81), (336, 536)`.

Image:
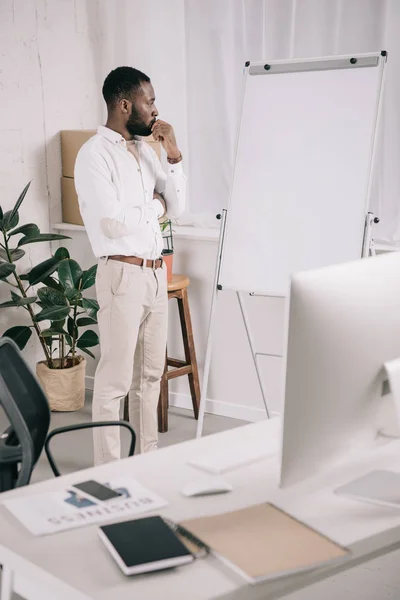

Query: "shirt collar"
(97, 126), (126, 146)
(97, 126), (142, 147)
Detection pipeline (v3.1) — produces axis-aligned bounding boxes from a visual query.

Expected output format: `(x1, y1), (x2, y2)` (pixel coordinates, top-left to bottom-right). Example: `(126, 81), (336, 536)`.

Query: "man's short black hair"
(102, 66), (150, 107)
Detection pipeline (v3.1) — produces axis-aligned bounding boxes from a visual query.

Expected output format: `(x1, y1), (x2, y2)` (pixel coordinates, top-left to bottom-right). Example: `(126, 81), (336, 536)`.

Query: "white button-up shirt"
(74, 125), (186, 259)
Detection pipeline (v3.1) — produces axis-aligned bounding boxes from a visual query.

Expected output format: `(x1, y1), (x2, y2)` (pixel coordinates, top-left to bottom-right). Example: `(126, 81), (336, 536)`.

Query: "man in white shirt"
(74, 67), (185, 464)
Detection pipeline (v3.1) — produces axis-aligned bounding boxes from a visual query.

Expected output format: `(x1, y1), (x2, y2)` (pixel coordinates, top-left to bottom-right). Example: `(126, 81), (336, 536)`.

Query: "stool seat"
(168, 274), (190, 292)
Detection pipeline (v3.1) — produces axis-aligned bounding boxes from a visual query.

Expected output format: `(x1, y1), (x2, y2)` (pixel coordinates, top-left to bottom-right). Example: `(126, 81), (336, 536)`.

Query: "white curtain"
(184, 0), (400, 243)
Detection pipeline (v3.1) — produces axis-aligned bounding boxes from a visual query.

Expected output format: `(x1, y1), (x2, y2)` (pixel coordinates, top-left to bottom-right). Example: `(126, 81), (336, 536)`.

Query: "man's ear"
(119, 98), (130, 114)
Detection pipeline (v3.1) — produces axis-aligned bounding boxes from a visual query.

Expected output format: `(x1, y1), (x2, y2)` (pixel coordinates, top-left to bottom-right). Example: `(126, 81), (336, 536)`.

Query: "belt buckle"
(152, 257), (163, 271)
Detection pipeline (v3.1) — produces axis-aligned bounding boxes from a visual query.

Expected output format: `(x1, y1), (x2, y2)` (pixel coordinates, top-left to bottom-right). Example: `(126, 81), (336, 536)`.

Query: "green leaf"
(81, 265), (97, 290)
(9, 223), (40, 238)
(76, 316), (97, 327)
(67, 316), (78, 339)
(40, 331), (55, 339)
(0, 301), (20, 308)
(0, 248), (25, 262)
(0, 296), (36, 308)
(58, 259), (83, 297)
(2, 210), (19, 232)
(34, 305), (70, 323)
(28, 256), (60, 285)
(160, 219), (171, 233)
(8, 292), (37, 307)
(41, 325), (69, 337)
(0, 205), (3, 220)
(19, 273), (29, 281)
(77, 329), (99, 348)
(51, 319), (66, 330)
(66, 289), (81, 302)
(2, 325), (32, 350)
(67, 316), (73, 336)
(0, 262), (16, 280)
(18, 233), (70, 247)
(9, 181), (31, 225)
(16, 296), (37, 305)
(37, 286), (69, 308)
(10, 248), (25, 261)
(54, 247), (70, 260)
(41, 276), (64, 292)
(80, 347), (95, 360)
(81, 298), (99, 319)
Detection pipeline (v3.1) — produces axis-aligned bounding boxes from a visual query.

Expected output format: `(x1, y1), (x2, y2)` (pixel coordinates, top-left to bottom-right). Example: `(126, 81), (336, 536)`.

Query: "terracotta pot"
(162, 251), (174, 283)
(36, 356), (86, 412)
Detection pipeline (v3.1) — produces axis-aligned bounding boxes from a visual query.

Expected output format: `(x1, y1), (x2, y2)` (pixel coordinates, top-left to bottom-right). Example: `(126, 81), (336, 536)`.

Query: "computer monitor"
(280, 251), (400, 487)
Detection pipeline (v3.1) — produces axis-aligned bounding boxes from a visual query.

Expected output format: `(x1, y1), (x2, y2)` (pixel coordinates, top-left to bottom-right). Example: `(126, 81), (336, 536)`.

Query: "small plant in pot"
(160, 218), (173, 282)
(0, 182), (100, 411)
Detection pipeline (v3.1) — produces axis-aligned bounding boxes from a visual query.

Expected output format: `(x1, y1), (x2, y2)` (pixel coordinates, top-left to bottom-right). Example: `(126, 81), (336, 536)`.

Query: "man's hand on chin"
(151, 120), (181, 160)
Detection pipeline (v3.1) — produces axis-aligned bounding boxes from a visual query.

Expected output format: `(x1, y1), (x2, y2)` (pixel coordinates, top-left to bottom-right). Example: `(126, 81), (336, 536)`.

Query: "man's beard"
(126, 108), (155, 137)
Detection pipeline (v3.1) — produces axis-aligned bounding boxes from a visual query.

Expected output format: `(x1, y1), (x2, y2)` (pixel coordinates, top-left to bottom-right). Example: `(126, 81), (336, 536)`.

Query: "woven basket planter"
(36, 356), (86, 412)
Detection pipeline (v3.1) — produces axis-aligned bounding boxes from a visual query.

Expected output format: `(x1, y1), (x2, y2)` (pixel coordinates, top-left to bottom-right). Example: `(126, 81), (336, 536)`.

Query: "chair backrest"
(0, 338), (50, 490)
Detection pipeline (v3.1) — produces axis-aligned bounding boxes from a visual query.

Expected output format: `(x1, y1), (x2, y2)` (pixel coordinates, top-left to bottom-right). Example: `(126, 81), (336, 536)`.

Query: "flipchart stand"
(196, 52), (387, 438)
(196, 209), (379, 437)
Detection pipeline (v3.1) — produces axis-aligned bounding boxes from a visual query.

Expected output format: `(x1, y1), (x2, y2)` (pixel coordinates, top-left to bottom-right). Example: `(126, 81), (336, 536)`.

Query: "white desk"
(1, 418), (400, 600)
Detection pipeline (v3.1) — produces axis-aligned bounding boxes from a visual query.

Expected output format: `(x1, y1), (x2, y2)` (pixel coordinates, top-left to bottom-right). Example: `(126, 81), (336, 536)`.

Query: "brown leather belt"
(108, 255), (164, 269)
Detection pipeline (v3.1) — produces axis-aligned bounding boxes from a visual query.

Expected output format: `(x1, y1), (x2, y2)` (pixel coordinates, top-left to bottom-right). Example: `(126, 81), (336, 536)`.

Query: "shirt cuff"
(167, 161), (184, 175)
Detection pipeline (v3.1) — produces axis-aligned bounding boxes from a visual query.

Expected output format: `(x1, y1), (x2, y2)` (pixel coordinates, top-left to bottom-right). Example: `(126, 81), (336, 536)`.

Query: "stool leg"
(158, 350), (169, 433)
(178, 288), (201, 419)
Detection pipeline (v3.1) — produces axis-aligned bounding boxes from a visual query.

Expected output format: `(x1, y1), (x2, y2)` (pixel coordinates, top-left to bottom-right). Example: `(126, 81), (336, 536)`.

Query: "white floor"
(1, 394), (400, 599)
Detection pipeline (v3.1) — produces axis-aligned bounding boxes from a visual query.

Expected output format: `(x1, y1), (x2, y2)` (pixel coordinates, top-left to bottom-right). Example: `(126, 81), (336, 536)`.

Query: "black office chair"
(0, 337), (135, 492)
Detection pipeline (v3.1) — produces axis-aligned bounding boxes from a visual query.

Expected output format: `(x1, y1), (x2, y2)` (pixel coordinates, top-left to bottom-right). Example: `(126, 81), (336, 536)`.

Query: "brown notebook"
(180, 503), (350, 583)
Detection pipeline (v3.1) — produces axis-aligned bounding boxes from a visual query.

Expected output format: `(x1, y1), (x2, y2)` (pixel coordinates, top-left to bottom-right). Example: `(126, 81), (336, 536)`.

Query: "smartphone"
(70, 480), (123, 502)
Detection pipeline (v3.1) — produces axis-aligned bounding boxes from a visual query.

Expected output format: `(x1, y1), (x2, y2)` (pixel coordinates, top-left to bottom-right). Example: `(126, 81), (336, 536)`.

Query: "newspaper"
(2, 477), (167, 536)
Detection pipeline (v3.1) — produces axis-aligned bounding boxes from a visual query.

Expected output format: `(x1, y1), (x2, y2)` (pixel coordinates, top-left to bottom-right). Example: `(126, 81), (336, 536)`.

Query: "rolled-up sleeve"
(153, 155), (186, 220)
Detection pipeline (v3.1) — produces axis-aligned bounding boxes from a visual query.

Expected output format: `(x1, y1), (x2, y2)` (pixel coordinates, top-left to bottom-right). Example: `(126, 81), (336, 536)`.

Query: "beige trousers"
(92, 257), (168, 465)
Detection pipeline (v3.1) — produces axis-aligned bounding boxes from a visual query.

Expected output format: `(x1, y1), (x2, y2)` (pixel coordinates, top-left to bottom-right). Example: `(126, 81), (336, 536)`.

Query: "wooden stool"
(123, 275), (201, 432)
(158, 274), (200, 432)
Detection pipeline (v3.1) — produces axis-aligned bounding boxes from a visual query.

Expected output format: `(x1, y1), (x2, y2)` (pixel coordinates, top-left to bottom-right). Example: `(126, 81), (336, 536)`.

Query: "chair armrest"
(44, 421), (136, 477)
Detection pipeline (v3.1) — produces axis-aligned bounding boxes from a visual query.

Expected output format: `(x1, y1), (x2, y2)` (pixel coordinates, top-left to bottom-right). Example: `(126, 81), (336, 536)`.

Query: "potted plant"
(160, 218), (174, 282)
(0, 182), (100, 411)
